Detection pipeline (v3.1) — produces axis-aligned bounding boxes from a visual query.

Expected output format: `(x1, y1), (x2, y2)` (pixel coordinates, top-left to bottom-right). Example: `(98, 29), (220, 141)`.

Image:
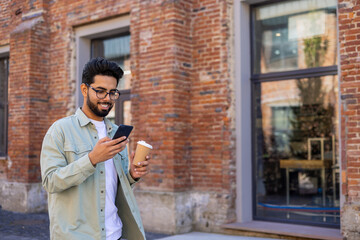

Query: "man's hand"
(88, 136), (129, 166)
(129, 152), (150, 179)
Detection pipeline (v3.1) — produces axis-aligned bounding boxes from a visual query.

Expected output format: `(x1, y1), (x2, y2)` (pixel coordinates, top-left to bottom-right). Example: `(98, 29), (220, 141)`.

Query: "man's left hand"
(129, 152), (150, 179)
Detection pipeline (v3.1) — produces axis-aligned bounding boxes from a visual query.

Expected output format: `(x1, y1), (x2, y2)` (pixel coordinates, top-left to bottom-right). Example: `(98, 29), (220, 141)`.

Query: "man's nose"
(104, 92), (112, 101)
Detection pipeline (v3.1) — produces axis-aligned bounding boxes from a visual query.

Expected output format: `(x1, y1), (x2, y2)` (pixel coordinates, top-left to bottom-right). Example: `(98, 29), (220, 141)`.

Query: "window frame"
(0, 55), (9, 158)
(75, 15), (130, 109)
(250, 1), (339, 228)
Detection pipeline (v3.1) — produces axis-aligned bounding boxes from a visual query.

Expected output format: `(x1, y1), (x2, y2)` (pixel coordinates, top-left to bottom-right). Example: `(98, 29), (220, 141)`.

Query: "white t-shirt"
(90, 119), (122, 240)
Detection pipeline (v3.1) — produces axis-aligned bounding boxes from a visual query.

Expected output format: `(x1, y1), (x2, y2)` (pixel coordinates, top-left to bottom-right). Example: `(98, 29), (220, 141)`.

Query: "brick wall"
(130, 0), (193, 191)
(338, 0), (360, 238)
(338, 0), (360, 203)
(191, 0), (233, 191)
(0, 0), (11, 47)
(6, 0), (49, 183)
(1, 0), (236, 231)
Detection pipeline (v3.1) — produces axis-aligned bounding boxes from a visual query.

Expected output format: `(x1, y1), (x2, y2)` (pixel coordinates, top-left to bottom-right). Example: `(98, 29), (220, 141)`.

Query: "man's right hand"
(88, 136), (128, 166)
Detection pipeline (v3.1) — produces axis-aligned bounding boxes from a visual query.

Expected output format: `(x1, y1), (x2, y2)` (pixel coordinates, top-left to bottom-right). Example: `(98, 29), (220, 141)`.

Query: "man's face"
(83, 75), (118, 119)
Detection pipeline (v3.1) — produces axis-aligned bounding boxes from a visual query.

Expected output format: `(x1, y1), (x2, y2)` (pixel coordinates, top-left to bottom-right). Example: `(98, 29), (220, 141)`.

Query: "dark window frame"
(0, 56), (9, 157)
(250, 1), (339, 228)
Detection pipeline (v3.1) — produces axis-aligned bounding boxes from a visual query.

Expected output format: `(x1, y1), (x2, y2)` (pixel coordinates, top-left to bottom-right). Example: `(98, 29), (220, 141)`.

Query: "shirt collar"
(76, 108), (113, 133)
(76, 108), (91, 127)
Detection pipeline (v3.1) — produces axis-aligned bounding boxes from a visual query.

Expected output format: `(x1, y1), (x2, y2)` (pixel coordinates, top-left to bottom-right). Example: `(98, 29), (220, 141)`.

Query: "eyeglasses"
(86, 83), (120, 100)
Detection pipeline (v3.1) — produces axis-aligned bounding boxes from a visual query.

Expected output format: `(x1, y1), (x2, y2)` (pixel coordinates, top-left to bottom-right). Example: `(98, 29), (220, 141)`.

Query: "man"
(40, 57), (149, 240)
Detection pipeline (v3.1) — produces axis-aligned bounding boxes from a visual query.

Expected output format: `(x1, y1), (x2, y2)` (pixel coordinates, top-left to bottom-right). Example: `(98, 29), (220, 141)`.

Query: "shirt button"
(100, 171), (103, 174)
(101, 190), (104, 193)
(101, 209), (103, 212)
(102, 228), (104, 231)
(94, 136), (97, 139)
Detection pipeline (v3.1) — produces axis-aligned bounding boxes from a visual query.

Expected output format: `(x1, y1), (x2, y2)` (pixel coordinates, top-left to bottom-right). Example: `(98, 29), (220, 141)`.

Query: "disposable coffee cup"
(133, 141), (153, 166)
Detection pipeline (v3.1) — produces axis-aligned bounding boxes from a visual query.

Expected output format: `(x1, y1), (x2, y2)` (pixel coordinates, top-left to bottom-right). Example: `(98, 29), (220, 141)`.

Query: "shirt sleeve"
(127, 172), (140, 186)
(40, 125), (96, 193)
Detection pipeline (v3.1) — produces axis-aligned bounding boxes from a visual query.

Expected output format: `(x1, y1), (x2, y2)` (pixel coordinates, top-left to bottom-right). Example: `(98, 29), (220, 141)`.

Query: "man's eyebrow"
(93, 86), (118, 91)
(94, 86), (107, 90)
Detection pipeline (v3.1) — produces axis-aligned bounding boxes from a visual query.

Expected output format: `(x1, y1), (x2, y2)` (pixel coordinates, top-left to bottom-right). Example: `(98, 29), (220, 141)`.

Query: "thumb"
(99, 136), (111, 142)
(130, 152), (135, 163)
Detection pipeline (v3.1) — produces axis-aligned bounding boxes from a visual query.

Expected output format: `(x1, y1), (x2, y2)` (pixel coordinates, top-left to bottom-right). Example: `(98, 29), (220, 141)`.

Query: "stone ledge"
(134, 190), (235, 235)
(223, 221), (342, 240)
(0, 180), (47, 213)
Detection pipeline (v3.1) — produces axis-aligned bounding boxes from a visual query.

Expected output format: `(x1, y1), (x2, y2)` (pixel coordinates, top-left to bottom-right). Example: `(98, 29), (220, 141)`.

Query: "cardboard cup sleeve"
(133, 141), (153, 165)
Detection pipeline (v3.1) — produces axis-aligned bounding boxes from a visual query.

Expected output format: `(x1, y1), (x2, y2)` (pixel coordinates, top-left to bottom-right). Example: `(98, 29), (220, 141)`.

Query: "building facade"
(0, 0), (358, 239)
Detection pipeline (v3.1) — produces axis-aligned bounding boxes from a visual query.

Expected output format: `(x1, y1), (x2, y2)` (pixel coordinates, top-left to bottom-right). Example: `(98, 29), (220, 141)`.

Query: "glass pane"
(252, 0), (337, 74)
(106, 105), (116, 124)
(123, 100), (133, 152)
(253, 75), (340, 226)
(123, 100), (132, 126)
(0, 106), (5, 156)
(0, 58), (7, 103)
(92, 34), (131, 90)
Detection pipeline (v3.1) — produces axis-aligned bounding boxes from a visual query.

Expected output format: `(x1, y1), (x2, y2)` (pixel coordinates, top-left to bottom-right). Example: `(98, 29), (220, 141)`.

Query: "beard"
(86, 95), (114, 118)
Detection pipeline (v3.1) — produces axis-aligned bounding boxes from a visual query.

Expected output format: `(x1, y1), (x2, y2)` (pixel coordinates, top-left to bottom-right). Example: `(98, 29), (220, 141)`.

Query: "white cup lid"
(137, 140), (153, 149)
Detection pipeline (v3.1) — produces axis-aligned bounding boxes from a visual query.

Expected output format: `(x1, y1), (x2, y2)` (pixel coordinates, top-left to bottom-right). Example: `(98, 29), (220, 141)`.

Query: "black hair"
(82, 57), (124, 85)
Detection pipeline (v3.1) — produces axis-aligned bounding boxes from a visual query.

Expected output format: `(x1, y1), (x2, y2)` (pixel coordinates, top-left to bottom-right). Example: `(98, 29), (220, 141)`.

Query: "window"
(91, 33), (131, 125)
(251, 0), (339, 227)
(0, 57), (9, 157)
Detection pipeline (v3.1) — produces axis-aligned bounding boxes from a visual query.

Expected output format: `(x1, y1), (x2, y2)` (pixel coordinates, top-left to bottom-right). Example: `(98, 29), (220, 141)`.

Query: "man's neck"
(81, 105), (104, 121)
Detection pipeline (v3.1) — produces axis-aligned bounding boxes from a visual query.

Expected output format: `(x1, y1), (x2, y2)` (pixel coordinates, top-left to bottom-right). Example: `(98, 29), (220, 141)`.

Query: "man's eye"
(97, 90), (106, 94)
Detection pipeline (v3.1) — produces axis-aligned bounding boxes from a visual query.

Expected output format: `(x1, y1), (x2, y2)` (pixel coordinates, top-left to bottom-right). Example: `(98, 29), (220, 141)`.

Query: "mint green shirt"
(40, 108), (145, 240)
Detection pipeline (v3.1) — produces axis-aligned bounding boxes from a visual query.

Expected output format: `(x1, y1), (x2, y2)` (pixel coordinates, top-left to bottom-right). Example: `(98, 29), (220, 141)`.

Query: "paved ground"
(157, 232), (277, 240)
(0, 207), (169, 240)
(0, 208), (277, 240)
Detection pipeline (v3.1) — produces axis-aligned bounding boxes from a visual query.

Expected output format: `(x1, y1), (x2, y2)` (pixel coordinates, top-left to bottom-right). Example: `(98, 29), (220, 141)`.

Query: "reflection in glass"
(253, 0), (337, 74)
(253, 75), (339, 226)
(123, 100), (132, 126)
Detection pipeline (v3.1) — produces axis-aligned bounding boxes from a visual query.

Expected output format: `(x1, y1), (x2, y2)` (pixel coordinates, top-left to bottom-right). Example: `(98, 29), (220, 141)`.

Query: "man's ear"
(80, 83), (88, 97)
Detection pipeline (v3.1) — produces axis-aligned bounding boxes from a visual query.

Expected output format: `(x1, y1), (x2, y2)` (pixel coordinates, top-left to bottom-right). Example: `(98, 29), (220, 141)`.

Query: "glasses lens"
(96, 90), (107, 99)
(110, 91), (120, 100)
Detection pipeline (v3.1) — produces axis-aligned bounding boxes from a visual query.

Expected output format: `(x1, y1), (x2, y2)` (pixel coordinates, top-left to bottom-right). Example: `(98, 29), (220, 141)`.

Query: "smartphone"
(112, 124), (134, 143)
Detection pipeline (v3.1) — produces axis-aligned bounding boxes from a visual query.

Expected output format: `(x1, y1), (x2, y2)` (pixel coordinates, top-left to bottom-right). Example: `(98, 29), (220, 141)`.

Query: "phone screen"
(112, 125), (134, 142)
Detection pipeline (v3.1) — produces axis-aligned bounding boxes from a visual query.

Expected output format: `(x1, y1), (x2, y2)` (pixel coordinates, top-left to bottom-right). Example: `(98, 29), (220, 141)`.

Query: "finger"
(137, 161), (149, 167)
(111, 136), (127, 145)
(133, 168), (148, 177)
(109, 138), (128, 150)
(110, 146), (126, 156)
(134, 168), (148, 173)
(137, 171), (149, 177)
(118, 139), (129, 150)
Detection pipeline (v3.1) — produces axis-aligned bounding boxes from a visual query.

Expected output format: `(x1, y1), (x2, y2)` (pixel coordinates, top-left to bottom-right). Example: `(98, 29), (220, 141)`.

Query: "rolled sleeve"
(127, 172), (140, 186)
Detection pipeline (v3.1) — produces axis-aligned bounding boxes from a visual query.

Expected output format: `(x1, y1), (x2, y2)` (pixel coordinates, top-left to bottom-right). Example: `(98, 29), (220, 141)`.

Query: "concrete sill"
(223, 221), (342, 240)
(0, 157), (6, 161)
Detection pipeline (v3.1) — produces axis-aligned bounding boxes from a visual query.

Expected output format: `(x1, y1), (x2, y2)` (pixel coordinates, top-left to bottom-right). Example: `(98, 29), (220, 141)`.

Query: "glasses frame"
(86, 83), (120, 100)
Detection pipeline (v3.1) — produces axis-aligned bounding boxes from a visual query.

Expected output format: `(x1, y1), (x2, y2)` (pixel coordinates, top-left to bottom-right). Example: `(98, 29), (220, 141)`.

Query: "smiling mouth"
(98, 102), (112, 110)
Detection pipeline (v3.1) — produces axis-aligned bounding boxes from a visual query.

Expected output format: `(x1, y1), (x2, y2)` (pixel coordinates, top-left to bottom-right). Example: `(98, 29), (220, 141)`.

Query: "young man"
(40, 57), (149, 240)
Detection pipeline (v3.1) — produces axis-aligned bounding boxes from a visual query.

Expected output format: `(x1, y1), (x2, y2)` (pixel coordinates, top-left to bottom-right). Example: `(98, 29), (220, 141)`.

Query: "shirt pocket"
(63, 143), (92, 164)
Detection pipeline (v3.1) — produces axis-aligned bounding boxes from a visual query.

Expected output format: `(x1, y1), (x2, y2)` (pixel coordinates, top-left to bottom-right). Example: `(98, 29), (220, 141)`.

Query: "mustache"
(98, 101), (112, 105)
